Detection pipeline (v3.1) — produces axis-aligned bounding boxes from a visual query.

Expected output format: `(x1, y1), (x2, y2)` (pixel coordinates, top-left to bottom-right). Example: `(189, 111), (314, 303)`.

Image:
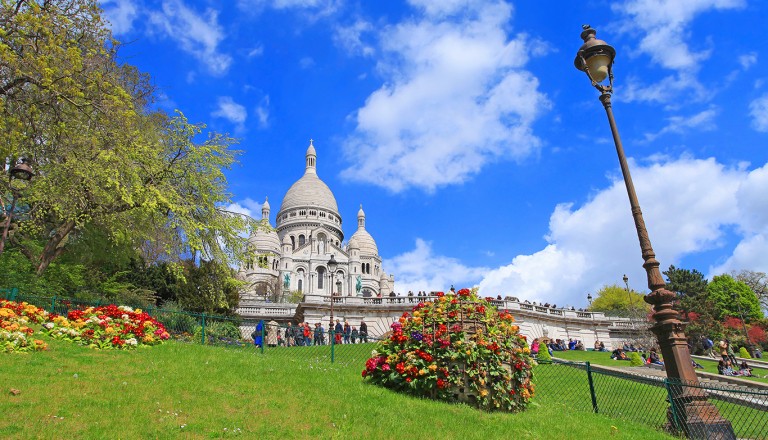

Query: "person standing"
(251, 320), (264, 348)
(360, 321), (368, 343)
(351, 326), (359, 344)
(343, 321), (351, 344)
(334, 319), (343, 345)
(313, 322), (323, 345)
(285, 322), (295, 347)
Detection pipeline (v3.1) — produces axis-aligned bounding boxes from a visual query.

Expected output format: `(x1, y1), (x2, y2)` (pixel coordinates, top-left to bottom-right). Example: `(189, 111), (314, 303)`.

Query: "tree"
(588, 284), (649, 316)
(663, 265), (708, 317)
(733, 270), (768, 312)
(707, 275), (763, 322)
(1, 1), (253, 274)
(176, 259), (242, 315)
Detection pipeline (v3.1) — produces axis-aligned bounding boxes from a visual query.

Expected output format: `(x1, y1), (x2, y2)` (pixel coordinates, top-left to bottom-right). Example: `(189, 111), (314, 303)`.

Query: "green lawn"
(0, 339), (676, 439)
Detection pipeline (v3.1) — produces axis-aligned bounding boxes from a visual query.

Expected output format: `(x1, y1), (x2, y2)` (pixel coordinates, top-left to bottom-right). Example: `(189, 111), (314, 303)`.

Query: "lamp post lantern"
(574, 25), (734, 438)
(1, 158), (34, 255)
(327, 254), (338, 334)
(587, 293), (593, 306)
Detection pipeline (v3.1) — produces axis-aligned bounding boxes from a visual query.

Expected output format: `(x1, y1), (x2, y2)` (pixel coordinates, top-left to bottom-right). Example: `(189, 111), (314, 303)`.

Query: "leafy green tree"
(707, 275), (763, 322)
(663, 265), (709, 316)
(733, 270), (768, 312)
(176, 260), (242, 315)
(1, 0), (252, 275)
(588, 284), (649, 316)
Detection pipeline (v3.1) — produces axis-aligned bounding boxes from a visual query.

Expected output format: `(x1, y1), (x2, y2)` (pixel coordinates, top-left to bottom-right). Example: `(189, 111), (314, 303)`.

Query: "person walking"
(359, 321), (368, 343)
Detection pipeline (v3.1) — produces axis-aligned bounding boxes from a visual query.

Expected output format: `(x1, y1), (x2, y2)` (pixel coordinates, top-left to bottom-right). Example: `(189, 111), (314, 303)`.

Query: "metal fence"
(535, 360), (768, 440)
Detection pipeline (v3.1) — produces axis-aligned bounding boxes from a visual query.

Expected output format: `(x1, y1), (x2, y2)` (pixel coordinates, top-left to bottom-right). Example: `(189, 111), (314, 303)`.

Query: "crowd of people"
(718, 359), (754, 377)
(251, 320), (369, 347)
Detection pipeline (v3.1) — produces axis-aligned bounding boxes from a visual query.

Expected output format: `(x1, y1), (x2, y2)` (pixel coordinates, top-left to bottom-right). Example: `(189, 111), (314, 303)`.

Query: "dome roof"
(279, 172), (339, 214)
(277, 141), (339, 215)
(248, 223), (281, 254)
(349, 228), (378, 255)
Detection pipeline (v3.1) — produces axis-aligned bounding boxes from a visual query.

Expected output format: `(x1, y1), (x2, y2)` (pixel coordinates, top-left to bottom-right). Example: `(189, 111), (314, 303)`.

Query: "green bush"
(628, 351), (644, 366)
(195, 320), (242, 341)
(537, 342), (552, 362)
(739, 346), (752, 359)
(156, 301), (199, 335)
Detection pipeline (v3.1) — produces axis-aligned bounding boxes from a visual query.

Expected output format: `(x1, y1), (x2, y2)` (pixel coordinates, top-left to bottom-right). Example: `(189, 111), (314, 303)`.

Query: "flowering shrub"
(0, 300), (49, 353)
(43, 304), (170, 349)
(362, 288), (535, 412)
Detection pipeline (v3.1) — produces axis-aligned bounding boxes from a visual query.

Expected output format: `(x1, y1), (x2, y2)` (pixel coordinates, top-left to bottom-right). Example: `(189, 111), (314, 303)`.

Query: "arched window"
(299, 235), (305, 246)
(290, 236), (296, 250)
(317, 267), (325, 289)
(297, 268), (305, 292)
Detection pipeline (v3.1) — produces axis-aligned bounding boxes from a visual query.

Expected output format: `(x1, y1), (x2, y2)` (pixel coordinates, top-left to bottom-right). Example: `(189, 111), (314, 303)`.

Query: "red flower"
(437, 379), (446, 389)
(436, 291), (444, 297)
(457, 288), (470, 297)
(396, 362), (406, 374)
(406, 377), (412, 383)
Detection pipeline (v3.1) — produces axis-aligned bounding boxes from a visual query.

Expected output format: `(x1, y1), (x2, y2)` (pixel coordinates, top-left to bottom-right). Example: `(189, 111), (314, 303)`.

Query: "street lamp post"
(327, 254), (338, 337)
(587, 293), (597, 341)
(731, 292), (753, 357)
(574, 25), (734, 438)
(0, 158), (34, 255)
(623, 274), (636, 328)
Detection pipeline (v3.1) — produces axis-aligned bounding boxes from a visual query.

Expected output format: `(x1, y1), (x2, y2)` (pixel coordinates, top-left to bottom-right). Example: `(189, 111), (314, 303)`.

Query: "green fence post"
(10, 287), (18, 301)
(664, 378), (680, 432)
(585, 361), (599, 413)
(201, 313), (207, 345)
(261, 321), (265, 354)
(330, 329), (335, 363)
(50, 295), (56, 314)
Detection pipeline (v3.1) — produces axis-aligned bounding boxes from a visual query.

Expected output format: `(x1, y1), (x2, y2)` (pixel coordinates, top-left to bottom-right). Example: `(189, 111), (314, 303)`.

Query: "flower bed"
(362, 288), (535, 412)
(43, 304), (170, 349)
(0, 300), (49, 353)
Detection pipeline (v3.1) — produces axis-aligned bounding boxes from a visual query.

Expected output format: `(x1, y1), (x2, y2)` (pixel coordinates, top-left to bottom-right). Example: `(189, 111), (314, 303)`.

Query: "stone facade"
(236, 295), (649, 351)
(237, 141), (395, 302)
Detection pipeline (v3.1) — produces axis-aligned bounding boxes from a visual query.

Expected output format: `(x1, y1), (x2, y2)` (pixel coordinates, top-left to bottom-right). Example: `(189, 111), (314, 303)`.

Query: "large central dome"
(277, 141), (339, 215)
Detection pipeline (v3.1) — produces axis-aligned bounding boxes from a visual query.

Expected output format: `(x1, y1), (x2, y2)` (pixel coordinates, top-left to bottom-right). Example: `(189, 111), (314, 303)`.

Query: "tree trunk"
(36, 220), (76, 275)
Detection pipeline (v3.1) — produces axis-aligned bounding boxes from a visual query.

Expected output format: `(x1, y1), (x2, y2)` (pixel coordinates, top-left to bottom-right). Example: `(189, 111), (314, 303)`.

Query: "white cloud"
(247, 45), (264, 58)
(334, 20), (375, 57)
(255, 95), (270, 129)
(212, 96), (247, 126)
(613, 0), (745, 103)
(477, 156), (768, 307)
(148, 0), (232, 75)
(384, 239), (489, 294)
(227, 198), (263, 221)
(102, 0), (139, 35)
(749, 94), (768, 132)
(299, 57), (315, 69)
(642, 107), (718, 142)
(739, 52), (758, 70)
(341, 0), (549, 192)
(614, 0), (745, 72)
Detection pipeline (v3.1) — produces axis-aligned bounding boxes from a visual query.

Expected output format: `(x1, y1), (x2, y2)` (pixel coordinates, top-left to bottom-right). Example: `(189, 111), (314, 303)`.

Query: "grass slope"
(0, 339), (675, 439)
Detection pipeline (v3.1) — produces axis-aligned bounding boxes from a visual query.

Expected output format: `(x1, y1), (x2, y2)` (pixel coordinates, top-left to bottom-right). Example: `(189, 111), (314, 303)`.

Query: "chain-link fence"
(536, 360), (768, 439)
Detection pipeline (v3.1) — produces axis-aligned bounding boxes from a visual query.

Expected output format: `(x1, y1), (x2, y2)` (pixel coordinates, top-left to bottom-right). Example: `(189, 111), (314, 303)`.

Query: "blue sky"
(102, 0), (768, 308)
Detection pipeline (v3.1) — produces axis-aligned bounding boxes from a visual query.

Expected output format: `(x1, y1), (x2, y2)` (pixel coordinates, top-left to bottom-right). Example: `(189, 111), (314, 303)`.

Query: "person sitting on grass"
(720, 360), (742, 376)
(648, 348), (664, 366)
(611, 348), (628, 360)
(739, 361), (753, 377)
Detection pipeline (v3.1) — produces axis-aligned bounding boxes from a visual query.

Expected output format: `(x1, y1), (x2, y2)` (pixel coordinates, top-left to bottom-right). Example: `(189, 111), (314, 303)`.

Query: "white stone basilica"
(238, 141), (395, 301)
